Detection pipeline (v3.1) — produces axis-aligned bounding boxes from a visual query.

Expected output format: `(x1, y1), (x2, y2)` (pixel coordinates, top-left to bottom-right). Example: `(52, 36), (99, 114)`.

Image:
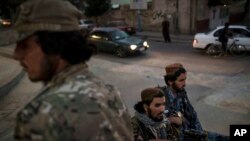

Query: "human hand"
(168, 112), (183, 125)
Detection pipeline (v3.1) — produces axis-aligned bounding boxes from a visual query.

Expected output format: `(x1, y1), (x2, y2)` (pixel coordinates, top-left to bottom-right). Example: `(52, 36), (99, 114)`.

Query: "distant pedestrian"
(219, 22), (232, 53)
(0, 0), (133, 140)
(162, 19), (171, 43)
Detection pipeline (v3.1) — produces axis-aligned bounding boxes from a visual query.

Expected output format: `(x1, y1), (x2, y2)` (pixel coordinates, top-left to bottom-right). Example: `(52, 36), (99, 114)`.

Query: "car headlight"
(130, 45), (137, 50)
(143, 41), (149, 48)
(192, 39), (198, 47)
(193, 39), (198, 44)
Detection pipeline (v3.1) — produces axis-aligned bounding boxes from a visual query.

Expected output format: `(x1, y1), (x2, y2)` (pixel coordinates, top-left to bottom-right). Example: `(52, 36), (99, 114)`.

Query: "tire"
(115, 47), (127, 58)
(206, 44), (223, 58)
(229, 44), (247, 57)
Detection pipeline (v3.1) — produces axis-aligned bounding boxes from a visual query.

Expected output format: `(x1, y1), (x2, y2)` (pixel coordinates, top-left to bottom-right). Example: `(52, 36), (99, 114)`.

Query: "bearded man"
(160, 63), (229, 141)
(131, 88), (180, 141)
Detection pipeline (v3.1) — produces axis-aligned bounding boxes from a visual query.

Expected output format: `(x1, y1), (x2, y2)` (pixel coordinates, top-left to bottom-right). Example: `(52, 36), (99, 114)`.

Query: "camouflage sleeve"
(14, 94), (132, 141)
(14, 100), (74, 141)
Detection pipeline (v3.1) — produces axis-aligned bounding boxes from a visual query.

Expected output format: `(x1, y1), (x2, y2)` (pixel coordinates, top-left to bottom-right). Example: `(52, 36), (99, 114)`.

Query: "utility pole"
(137, 10), (142, 32)
(190, 0), (197, 33)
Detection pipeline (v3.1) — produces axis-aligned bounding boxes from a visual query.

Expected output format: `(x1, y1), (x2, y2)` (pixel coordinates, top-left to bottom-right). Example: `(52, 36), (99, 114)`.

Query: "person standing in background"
(162, 19), (171, 43)
(219, 22), (232, 54)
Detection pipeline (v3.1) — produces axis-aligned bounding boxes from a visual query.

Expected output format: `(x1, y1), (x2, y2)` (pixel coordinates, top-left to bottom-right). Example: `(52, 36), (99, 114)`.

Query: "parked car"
(193, 25), (250, 52)
(79, 19), (96, 30)
(105, 20), (136, 35)
(87, 27), (149, 57)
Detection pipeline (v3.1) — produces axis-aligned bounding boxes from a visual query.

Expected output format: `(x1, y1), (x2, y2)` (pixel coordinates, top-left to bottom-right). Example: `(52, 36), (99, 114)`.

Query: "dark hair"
(164, 67), (186, 85)
(134, 91), (165, 113)
(35, 31), (92, 64)
(134, 102), (145, 113)
(224, 22), (229, 27)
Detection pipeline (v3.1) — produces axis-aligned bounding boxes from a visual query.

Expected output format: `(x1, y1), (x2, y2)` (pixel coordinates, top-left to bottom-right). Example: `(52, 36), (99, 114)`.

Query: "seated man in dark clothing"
(159, 63), (229, 141)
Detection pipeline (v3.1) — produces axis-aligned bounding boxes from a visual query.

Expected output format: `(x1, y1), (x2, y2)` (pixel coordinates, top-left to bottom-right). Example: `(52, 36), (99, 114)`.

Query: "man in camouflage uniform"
(0, 0), (133, 140)
(131, 87), (180, 141)
(160, 63), (229, 141)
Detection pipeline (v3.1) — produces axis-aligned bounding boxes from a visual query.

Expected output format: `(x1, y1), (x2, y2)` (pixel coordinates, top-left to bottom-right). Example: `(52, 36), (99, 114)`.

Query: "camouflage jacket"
(159, 86), (203, 131)
(14, 63), (133, 141)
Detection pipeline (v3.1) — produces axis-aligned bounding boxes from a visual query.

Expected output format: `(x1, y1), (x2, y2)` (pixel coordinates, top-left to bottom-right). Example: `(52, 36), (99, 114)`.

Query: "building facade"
(100, 0), (248, 34)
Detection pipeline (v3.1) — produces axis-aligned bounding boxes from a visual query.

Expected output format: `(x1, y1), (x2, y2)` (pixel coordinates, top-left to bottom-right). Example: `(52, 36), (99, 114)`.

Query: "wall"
(196, 0), (210, 32)
(140, 0), (177, 32)
(139, 0), (184, 33)
(229, 2), (245, 24)
(85, 0), (247, 34)
(178, 0), (191, 34)
(105, 0), (189, 33)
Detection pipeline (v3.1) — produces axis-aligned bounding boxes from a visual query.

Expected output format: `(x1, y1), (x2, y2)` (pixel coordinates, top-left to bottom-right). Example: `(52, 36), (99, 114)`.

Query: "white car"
(193, 25), (250, 52)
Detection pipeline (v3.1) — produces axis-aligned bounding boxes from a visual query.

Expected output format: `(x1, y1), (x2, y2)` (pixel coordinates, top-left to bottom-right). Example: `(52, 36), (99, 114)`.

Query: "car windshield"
(110, 30), (128, 40)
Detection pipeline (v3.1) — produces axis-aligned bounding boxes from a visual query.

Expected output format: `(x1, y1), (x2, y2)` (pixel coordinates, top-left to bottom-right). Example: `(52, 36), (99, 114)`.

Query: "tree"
(84, 0), (111, 24)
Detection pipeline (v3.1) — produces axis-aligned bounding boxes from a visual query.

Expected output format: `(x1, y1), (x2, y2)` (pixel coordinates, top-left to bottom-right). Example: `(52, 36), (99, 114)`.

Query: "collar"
(39, 63), (88, 94)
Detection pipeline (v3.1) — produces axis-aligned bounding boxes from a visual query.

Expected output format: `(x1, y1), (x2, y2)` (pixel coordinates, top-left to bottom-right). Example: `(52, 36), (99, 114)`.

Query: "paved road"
(88, 40), (250, 135)
(88, 59), (249, 134)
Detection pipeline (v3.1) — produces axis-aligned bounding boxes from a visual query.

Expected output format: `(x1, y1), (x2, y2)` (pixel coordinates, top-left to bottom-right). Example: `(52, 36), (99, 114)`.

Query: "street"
(0, 40), (249, 139)
(88, 40), (250, 135)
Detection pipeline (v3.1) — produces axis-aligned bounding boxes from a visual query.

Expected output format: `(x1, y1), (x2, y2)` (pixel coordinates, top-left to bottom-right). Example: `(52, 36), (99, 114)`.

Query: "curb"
(0, 70), (25, 98)
(0, 47), (25, 98)
(135, 34), (193, 44)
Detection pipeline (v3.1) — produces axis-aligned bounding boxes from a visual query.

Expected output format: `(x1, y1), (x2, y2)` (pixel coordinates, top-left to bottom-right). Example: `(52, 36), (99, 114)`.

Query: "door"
(230, 28), (250, 50)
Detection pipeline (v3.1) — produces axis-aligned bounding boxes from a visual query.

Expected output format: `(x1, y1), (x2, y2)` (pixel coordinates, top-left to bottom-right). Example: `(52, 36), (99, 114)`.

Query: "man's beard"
(172, 82), (185, 93)
(30, 56), (55, 83)
(148, 108), (164, 122)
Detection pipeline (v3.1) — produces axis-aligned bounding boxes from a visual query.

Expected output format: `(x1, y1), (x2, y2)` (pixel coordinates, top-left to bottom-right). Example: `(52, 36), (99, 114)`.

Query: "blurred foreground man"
(131, 87), (180, 141)
(0, 0), (132, 140)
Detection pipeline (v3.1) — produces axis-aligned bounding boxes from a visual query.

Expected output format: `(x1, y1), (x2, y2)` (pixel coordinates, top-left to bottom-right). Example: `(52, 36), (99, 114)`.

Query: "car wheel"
(115, 47), (127, 58)
(229, 44), (247, 57)
(206, 44), (223, 58)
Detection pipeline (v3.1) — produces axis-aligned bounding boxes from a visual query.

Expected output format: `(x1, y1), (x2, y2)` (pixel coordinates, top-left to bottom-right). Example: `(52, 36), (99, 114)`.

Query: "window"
(110, 30), (128, 40)
(213, 29), (222, 37)
(231, 28), (250, 37)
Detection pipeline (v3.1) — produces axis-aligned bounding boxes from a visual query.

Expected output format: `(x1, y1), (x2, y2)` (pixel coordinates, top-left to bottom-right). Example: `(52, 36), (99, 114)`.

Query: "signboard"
(130, 0), (147, 10)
